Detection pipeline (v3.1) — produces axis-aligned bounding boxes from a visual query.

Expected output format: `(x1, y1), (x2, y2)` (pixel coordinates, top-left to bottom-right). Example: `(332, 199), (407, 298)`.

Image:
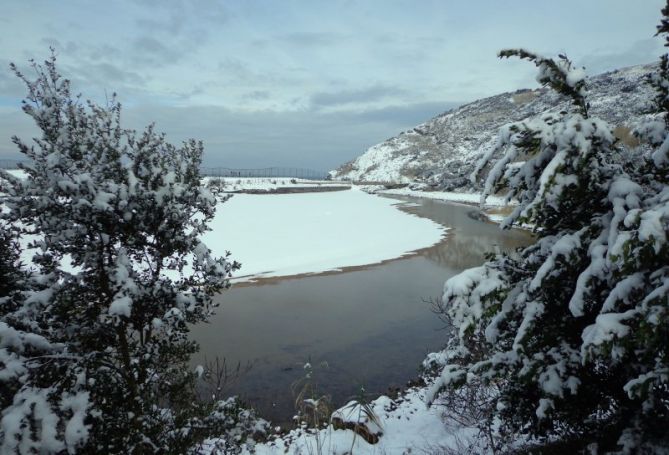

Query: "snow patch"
(204, 189), (445, 281)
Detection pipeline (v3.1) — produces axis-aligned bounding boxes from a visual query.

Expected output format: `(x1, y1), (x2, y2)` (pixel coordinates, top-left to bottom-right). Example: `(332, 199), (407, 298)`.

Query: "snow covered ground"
(2, 171), (445, 282)
(379, 187), (509, 207)
(4, 172), (346, 193)
(203, 177), (348, 192)
(330, 139), (416, 183)
(204, 188), (446, 282)
(2, 169), (27, 180)
(202, 377), (481, 454)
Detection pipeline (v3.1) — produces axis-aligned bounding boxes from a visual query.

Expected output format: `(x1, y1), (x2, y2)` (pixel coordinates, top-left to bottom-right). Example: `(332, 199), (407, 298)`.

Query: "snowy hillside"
(331, 64), (654, 189)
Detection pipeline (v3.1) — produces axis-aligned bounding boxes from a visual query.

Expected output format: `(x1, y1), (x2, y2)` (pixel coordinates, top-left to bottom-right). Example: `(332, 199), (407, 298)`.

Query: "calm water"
(190, 196), (532, 425)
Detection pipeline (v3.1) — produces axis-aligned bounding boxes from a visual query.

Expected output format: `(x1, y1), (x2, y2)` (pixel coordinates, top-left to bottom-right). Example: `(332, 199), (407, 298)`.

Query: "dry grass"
(613, 125), (641, 147)
(291, 362), (333, 429)
(484, 206), (515, 217)
(512, 90), (539, 105)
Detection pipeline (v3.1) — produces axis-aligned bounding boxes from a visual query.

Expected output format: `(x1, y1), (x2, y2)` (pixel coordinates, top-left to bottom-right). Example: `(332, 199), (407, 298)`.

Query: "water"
(190, 196), (532, 425)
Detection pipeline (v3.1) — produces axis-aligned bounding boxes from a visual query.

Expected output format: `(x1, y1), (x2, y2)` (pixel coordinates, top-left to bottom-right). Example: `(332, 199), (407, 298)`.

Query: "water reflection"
(398, 197), (528, 269)
(190, 195), (532, 425)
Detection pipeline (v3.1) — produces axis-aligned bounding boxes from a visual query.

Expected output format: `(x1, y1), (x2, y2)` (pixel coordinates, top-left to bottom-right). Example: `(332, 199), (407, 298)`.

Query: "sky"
(0, 0), (665, 171)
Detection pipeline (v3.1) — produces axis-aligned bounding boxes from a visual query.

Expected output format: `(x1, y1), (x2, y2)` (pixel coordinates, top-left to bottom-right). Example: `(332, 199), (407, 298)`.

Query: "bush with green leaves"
(0, 54), (265, 453)
(428, 33), (668, 455)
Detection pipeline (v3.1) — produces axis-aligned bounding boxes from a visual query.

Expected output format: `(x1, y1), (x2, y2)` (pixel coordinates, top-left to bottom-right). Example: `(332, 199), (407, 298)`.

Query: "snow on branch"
(499, 49), (588, 117)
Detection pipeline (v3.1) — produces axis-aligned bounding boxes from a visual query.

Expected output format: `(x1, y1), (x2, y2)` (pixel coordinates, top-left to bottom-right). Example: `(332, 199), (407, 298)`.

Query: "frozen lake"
(202, 188), (446, 281)
(191, 194), (532, 425)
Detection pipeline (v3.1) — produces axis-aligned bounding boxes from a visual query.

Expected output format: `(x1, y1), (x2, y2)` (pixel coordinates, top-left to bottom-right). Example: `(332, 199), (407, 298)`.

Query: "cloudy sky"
(0, 0), (665, 170)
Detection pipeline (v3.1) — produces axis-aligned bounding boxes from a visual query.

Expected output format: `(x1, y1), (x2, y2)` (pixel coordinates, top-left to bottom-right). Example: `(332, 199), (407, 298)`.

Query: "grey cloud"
(0, 94), (465, 170)
(374, 33), (446, 48)
(68, 61), (146, 88)
(38, 38), (124, 65)
(116, 99), (460, 170)
(0, 61), (27, 98)
(252, 32), (348, 50)
(0, 108), (41, 161)
(175, 86), (206, 101)
(133, 0), (227, 49)
(243, 90), (271, 101)
(369, 33), (435, 62)
(131, 36), (183, 67)
(136, 15), (187, 37)
(349, 101), (461, 124)
(310, 85), (408, 109)
(133, 0), (228, 28)
(87, 44), (125, 62)
(3, 55), (149, 114)
(7, 42), (149, 103)
(39, 38), (79, 55)
(125, 0), (230, 72)
(217, 58), (255, 80)
(280, 32), (347, 47)
(134, 16), (206, 47)
(216, 58), (305, 87)
(580, 38), (662, 75)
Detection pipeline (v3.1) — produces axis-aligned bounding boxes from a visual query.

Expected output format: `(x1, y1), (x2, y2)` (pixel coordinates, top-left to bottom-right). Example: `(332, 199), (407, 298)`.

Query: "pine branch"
(499, 48), (589, 117)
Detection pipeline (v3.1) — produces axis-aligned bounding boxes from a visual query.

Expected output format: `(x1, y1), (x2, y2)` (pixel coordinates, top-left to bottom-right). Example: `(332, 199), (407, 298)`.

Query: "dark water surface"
(190, 196), (532, 425)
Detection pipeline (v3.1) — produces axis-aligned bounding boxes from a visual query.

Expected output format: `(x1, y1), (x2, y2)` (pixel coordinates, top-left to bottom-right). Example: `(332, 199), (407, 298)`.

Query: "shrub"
(429, 44), (668, 453)
(0, 54), (264, 454)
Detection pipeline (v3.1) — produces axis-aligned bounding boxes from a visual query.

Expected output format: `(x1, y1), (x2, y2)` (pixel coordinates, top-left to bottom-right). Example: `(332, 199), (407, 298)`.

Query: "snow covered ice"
(204, 187), (446, 281)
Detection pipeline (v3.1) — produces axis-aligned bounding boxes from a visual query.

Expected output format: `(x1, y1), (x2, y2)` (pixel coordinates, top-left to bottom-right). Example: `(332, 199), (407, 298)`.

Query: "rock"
(330, 400), (383, 445)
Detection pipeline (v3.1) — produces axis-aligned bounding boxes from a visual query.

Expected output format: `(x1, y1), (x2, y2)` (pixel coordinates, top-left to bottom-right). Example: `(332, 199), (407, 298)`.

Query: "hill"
(331, 64), (654, 190)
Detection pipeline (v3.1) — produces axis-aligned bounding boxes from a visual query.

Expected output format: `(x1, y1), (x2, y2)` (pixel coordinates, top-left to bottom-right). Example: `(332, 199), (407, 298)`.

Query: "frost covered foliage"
(428, 48), (669, 453)
(499, 49), (588, 117)
(0, 55), (266, 453)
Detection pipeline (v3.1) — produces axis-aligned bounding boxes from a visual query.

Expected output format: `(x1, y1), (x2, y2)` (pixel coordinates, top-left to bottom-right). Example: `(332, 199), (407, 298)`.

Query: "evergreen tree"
(0, 194), (32, 416)
(0, 54), (264, 454)
(428, 31), (668, 455)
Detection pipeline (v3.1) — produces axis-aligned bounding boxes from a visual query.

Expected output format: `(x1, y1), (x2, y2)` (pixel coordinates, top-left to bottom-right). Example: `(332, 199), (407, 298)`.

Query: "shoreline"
(227, 189), (517, 287)
(227, 195), (454, 287)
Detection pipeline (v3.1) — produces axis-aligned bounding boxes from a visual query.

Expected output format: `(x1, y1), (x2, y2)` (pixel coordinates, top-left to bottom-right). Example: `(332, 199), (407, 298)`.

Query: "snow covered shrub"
(0, 54), (264, 453)
(0, 216), (33, 415)
(206, 177), (232, 204)
(428, 46), (669, 452)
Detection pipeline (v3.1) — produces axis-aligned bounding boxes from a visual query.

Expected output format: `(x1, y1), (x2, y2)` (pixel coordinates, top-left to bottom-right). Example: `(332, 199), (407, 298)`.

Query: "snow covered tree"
(0, 181), (24, 303)
(427, 40), (668, 454)
(0, 54), (264, 453)
(0, 198), (32, 415)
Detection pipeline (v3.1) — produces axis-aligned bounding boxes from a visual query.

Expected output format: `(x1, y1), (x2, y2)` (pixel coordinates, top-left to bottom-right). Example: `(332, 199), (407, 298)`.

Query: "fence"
(0, 160), (330, 181)
(198, 167), (329, 180)
(0, 160), (22, 170)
